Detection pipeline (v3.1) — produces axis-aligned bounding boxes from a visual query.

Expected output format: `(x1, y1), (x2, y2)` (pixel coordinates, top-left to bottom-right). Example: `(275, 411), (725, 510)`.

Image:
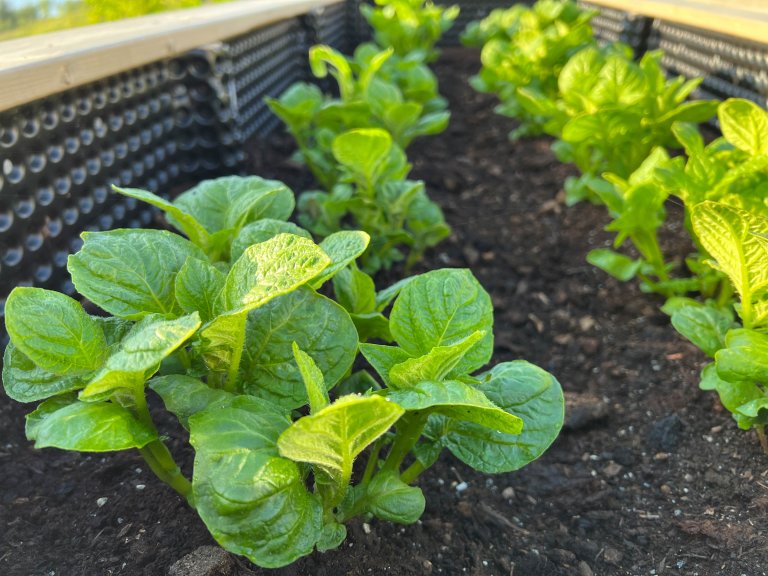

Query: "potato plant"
(3, 175), (564, 568)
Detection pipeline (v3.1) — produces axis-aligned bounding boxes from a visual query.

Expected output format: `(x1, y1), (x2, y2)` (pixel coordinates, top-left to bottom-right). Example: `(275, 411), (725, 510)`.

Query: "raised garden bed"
(2, 47), (767, 576)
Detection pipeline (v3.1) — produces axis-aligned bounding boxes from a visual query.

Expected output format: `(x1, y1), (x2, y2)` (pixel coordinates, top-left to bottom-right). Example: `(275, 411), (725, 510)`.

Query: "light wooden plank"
(0, 0), (344, 112)
(587, 0), (768, 44)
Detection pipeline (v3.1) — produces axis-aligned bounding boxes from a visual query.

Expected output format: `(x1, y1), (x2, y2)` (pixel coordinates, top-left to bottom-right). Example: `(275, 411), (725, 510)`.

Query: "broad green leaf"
(587, 249), (642, 282)
(366, 472), (425, 524)
(112, 186), (209, 248)
(332, 129), (392, 188)
(68, 229), (205, 320)
(734, 397), (768, 425)
(292, 342), (329, 414)
(387, 379), (523, 433)
(333, 265), (377, 314)
(231, 220), (312, 263)
(25, 394), (76, 438)
(172, 176), (295, 235)
(150, 374), (235, 429)
(5, 287), (107, 375)
(80, 313), (201, 400)
(220, 234), (329, 313)
(311, 231), (371, 289)
(691, 202), (768, 327)
(719, 98), (768, 156)
(241, 288), (358, 408)
(427, 361), (563, 473)
(671, 304), (734, 358)
(2, 343), (87, 403)
(200, 235), (330, 374)
(716, 329), (768, 383)
(316, 523), (347, 552)
(189, 402), (321, 568)
(278, 395), (404, 490)
(174, 258), (226, 322)
(350, 312), (392, 343)
(704, 366), (763, 430)
(699, 362), (720, 390)
(388, 331), (486, 388)
(360, 343), (412, 387)
(26, 398), (157, 451)
(390, 269), (493, 375)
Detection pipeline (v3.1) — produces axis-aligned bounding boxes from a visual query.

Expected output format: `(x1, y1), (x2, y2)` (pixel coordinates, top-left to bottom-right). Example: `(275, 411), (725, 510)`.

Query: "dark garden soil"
(3, 47), (768, 576)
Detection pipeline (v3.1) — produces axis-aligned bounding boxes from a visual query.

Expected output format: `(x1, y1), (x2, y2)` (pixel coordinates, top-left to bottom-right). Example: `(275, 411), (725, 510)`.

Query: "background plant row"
(464, 0), (768, 448)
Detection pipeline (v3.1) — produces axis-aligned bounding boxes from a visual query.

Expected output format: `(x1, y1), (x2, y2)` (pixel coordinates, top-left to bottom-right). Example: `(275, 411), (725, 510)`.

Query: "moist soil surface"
(2, 48), (768, 576)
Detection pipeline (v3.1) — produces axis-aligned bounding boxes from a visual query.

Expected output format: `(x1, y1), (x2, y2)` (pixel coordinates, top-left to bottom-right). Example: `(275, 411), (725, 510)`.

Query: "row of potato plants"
(465, 0), (768, 449)
(1, 0), (565, 569)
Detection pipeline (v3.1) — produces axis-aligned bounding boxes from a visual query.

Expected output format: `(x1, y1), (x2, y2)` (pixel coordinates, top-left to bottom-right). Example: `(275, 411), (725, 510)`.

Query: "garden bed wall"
(1, 0), (768, 346)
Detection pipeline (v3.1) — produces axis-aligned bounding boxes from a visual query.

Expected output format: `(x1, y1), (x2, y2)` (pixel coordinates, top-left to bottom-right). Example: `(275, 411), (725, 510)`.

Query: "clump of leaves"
(463, 0), (597, 140)
(267, 44), (449, 191)
(668, 202), (768, 450)
(298, 127), (449, 272)
(361, 0), (459, 63)
(3, 176), (563, 568)
(520, 45), (718, 204)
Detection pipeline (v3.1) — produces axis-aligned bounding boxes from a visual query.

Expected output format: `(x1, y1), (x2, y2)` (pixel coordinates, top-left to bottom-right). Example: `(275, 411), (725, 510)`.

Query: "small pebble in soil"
(135, 484), (146, 490)
(363, 522), (371, 535)
(96, 497), (108, 507)
(648, 414), (684, 452)
(502, 487), (515, 499)
(455, 481), (468, 493)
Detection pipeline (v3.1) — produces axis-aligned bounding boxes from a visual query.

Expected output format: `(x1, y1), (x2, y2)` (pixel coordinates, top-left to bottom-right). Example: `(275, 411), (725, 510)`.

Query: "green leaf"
(278, 395), (404, 491)
(587, 249), (642, 282)
(26, 398), (157, 451)
(241, 288), (358, 408)
(174, 258), (226, 323)
(716, 329), (768, 383)
(220, 234), (329, 313)
(360, 343), (412, 387)
(149, 374), (235, 429)
(79, 313), (201, 400)
(691, 202), (768, 327)
(231, 220), (312, 263)
(333, 265), (377, 314)
(189, 402), (321, 568)
(366, 472), (425, 524)
(316, 522), (347, 552)
(703, 364), (763, 430)
(388, 331), (486, 388)
(2, 342), (87, 403)
(112, 186), (210, 248)
(5, 287), (107, 375)
(350, 312), (392, 343)
(200, 235), (330, 375)
(390, 269), (493, 375)
(332, 129), (393, 188)
(719, 98), (768, 156)
(671, 304), (734, 358)
(387, 379), (523, 433)
(428, 361), (563, 473)
(68, 229), (205, 320)
(292, 342), (329, 414)
(312, 231), (371, 289)
(172, 176), (295, 235)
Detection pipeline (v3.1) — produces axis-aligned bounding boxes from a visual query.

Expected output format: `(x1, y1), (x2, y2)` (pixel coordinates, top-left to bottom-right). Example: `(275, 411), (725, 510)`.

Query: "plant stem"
(176, 347), (191, 371)
(139, 441), (193, 504)
(400, 459), (427, 485)
(224, 316), (247, 393)
(380, 412), (428, 475)
(131, 385), (193, 504)
(757, 427), (768, 455)
(361, 438), (385, 485)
